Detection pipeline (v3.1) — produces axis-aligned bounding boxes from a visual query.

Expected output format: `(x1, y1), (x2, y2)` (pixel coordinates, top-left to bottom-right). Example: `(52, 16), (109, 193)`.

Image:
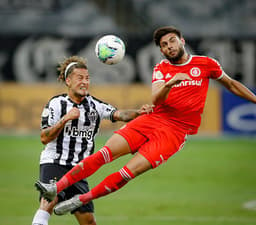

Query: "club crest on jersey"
(190, 67), (201, 77)
(88, 110), (98, 122)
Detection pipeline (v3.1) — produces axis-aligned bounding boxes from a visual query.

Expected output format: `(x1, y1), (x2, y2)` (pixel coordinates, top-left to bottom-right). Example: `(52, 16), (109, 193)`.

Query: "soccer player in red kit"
(35, 26), (256, 215)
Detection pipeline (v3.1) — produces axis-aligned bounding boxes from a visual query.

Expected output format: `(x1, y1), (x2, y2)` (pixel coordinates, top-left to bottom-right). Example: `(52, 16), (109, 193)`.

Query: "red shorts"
(115, 114), (187, 168)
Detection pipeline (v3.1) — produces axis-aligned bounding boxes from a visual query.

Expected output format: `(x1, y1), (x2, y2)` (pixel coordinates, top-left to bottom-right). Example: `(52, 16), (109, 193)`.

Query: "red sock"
(56, 146), (112, 193)
(79, 166), (135, 204)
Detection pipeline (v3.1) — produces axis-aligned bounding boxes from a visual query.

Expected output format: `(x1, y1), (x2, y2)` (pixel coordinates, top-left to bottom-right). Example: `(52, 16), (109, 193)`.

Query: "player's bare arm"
(218, 73), (256, 103)
(113, 104), (153, 122)
(41, 107), (80, 145)
(152, 73), (191, 105)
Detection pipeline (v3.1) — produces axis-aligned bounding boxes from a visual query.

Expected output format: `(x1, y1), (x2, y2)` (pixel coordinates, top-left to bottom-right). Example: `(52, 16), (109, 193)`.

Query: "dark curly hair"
(57, 56), (88, 82)
(153, 26), (182, 46)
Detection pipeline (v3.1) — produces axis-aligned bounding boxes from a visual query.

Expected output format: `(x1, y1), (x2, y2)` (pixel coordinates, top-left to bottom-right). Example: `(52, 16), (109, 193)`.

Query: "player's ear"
(65, 76), (71, 87)
(160, 48), (164, 56)
(181, 37), (185, 46)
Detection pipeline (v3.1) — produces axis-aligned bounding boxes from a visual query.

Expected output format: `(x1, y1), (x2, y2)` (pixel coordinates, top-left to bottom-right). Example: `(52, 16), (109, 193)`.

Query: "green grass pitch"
(0, 134), (256, 225)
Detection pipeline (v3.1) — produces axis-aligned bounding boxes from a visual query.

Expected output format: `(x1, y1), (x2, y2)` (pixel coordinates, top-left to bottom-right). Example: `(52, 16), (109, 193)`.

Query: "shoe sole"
(34, 181), (54, 202)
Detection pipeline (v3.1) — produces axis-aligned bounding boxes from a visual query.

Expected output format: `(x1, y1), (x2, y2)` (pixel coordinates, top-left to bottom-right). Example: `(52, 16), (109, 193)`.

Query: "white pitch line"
(243, 200), (256, 211)
(96, 215), (256, 223)
(1, 215), (256, 224)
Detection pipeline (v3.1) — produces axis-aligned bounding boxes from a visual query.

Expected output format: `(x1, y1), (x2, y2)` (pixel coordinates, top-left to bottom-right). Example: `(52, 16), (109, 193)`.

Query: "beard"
(165, 47), (185, 64)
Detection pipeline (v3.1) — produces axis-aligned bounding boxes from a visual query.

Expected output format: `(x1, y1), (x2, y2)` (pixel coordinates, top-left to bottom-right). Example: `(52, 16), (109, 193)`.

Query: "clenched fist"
(66, 107), (80, 120)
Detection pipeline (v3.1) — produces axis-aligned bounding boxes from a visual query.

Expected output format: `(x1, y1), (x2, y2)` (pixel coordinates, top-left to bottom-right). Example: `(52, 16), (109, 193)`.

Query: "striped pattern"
(40, 94), (116, 166)
(119, 167), (134, 181)
(100, 147), (111, 163)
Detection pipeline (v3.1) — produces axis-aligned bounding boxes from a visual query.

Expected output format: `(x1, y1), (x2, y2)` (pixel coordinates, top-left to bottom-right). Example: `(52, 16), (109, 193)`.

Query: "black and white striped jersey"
(40, 94), (117, 166)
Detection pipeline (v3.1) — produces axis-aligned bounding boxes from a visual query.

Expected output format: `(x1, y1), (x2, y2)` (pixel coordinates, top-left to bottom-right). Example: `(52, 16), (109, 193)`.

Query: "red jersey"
(152, 55), (224, 134)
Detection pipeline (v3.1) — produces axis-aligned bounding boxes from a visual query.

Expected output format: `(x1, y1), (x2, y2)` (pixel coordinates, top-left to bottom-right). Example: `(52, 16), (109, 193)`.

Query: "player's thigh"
(138, 128), (187, 168)
(105, 132), (146, 160)
(40, 163), (66, 183)
(40, 164), (95, 215)
(74, 211), (96, 225)
(39, 163), (68, 201)
(109, 126), (148, 160)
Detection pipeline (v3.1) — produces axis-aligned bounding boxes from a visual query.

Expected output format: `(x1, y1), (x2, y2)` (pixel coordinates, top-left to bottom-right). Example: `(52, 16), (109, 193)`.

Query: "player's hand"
(40, 196), (58, 211)
(165, 73), (192, 88)
(66, 107), (80, 120)
(138, 104), (154, 115)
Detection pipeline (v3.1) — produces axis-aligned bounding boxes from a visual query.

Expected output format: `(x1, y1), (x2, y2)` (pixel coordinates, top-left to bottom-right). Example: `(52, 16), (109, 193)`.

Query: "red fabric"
(115, 114), (187, 168)
(79, 166), (134, 204)
(56, 146), (112, 192)
(152, 55), (223, 134)
(56, 176), (69, 193)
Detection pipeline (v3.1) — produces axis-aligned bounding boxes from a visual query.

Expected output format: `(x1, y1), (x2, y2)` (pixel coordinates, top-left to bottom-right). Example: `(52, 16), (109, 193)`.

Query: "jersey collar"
(162, 54), (193, 66)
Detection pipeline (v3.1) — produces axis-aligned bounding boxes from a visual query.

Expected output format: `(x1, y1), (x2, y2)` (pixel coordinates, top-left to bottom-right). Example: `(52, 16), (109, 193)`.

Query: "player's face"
(159, 33), (185, 62)
(66, 68), (90, 100)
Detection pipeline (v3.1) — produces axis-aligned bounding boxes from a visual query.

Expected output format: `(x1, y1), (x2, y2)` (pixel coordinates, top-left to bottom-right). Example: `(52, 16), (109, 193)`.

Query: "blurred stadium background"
(0, 0), (255, 225)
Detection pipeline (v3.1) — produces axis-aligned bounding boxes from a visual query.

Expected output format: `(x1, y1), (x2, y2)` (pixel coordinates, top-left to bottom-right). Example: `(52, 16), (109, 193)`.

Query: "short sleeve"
(41, 98), (61, 129)
(152, 63), (165, 84)
(90, 96), (117, 122)
(98, 103), (117, 122)
(207, 57), (224, 80)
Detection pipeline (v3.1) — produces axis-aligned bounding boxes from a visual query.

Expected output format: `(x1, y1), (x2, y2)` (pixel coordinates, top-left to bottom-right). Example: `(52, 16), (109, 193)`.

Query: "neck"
(68, 94), (86, 104)
(170, 52), (190, 64)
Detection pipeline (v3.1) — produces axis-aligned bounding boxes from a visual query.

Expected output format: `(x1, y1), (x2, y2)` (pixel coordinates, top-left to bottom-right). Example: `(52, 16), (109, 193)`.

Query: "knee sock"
(56, 146), (112, 193)
(79, 166), (135, 204)
(32, 209), (50, 225)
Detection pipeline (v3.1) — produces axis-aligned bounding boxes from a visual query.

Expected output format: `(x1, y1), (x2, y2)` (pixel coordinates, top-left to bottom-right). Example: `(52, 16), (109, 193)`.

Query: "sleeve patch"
(155, 71), (164, 80)
(41, 108), (49, 117)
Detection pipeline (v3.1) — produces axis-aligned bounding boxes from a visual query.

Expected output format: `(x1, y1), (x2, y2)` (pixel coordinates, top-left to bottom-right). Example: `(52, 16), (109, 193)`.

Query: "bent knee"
(83, 217), (96, 225)
(75, 212), (96, 225)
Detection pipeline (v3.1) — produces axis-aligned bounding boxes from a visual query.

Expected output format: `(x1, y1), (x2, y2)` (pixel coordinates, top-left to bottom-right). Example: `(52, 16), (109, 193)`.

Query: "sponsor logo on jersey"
(190, 67), (201, 77)
(49, 107), (54, 119)
(165, 73), (172, 79)
(65, 126), (93, 139)
(173, 79), (203, 87)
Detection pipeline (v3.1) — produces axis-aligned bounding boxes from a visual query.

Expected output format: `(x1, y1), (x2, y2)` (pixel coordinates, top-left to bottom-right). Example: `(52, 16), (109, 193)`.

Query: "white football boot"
(54, 195), (83, 215)
(34, 180), (57, 202)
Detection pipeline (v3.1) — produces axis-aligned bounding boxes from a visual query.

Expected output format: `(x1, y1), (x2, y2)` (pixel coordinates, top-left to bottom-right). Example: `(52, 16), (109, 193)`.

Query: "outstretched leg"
(54, 152), (152, 215)
(56, 146), (113, 192)
(35, 134), (132, 201)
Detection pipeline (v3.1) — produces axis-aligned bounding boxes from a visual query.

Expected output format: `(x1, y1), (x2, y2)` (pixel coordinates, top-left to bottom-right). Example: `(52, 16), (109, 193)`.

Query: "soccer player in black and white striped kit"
(31, 55), (153, 225)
